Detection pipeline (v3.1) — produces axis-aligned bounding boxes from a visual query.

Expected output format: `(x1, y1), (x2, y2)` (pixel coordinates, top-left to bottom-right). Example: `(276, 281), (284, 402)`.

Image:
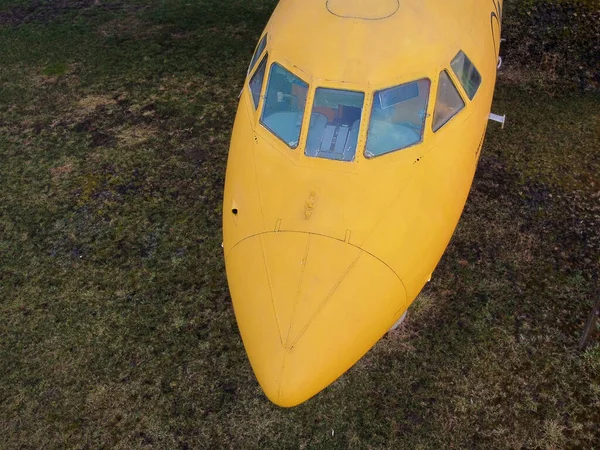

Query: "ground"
(0, 0), (599, 448)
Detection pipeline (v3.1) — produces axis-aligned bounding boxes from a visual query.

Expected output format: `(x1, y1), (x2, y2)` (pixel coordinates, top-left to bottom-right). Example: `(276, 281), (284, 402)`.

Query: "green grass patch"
(42, 61), (68, 76)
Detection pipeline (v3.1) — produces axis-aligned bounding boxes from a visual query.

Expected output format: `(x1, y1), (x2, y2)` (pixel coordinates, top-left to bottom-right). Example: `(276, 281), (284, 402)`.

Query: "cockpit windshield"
(249, 55), (267, 109)
(432, 70), (465, 132)
(257, 63), (437, 159)
(365, 79), (430, 158)
(260, 63), (308, 148)
(450, 51), (481, 100)
(305, 88), (364, 162)
(247, 34), (267, 75)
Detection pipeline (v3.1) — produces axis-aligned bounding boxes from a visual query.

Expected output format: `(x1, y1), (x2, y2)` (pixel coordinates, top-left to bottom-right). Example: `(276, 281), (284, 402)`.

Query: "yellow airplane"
(223, 0), (505, 407)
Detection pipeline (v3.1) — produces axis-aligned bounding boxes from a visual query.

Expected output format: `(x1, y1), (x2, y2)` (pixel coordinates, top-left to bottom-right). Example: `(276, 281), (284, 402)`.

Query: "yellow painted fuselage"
(223, 0), (503, 407)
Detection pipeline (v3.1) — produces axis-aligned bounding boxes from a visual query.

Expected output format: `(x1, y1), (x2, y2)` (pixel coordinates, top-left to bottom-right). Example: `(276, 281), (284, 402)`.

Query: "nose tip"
(225, 232), (406, 407)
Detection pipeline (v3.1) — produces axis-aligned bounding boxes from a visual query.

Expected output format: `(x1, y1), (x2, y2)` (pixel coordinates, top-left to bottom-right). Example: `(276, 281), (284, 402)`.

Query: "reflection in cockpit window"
(260, 63), (308, 148)
(450, 50), (481, 100)
(249, 55), (267, 110)
(365, 79), (430, 158)
(305, 88), (364, 162)
(432, 71), (465, 132)
(247, 34), (267, 75)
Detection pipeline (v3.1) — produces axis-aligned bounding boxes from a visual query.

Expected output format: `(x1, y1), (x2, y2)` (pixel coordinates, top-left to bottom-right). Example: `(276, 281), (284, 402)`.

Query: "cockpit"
(246, 34), (483, 162)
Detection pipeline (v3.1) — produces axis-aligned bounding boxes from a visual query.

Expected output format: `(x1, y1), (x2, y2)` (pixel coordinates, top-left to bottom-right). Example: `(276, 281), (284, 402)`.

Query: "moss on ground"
(503, 0), (600, 90)
(0, 0), (599, 448)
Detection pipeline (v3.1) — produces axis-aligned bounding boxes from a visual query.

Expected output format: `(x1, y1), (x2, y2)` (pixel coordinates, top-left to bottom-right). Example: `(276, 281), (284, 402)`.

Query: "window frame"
(259, 61), (310, 150)
(432, 69), (466, 133)
(304, 86), (366, 162)
(363, 77), (431, 159)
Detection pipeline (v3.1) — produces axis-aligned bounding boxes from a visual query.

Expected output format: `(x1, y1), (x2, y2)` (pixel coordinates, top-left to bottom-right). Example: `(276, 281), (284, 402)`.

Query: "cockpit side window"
(365, 79), (430, 158)
(305, 88), (364, 162)
(247, 34), (267, 75)
(432, 70), (465, 132)
(260, 63), (309, 149)
(450, 50), (481, 100)
(249, 54), (267, 110)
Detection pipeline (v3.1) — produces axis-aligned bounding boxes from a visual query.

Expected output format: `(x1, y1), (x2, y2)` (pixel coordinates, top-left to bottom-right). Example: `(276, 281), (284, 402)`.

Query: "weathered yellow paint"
(223, 0), (503, 407)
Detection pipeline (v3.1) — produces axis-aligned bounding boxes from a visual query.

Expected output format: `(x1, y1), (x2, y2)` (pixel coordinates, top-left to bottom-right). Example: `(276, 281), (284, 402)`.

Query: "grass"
(0, 0), (599, 448)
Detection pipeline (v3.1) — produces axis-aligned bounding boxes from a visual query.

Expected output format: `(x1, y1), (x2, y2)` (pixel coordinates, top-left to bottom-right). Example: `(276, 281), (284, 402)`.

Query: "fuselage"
(223, 0), (503, 407)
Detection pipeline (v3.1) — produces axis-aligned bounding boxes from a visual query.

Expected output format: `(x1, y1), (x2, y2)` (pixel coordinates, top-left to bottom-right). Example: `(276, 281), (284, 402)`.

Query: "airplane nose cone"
(225, 232), (406, 407)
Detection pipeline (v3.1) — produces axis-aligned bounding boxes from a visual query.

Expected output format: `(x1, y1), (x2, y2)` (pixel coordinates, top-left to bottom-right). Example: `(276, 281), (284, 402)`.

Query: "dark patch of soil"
(474, 152), (600, 281)
(0, 0), (142, 27)
(503, 1), (600, 90)
(70, 97), (166, 148)
(90, 130), (116, 148)
(0, 0), (95, 26)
